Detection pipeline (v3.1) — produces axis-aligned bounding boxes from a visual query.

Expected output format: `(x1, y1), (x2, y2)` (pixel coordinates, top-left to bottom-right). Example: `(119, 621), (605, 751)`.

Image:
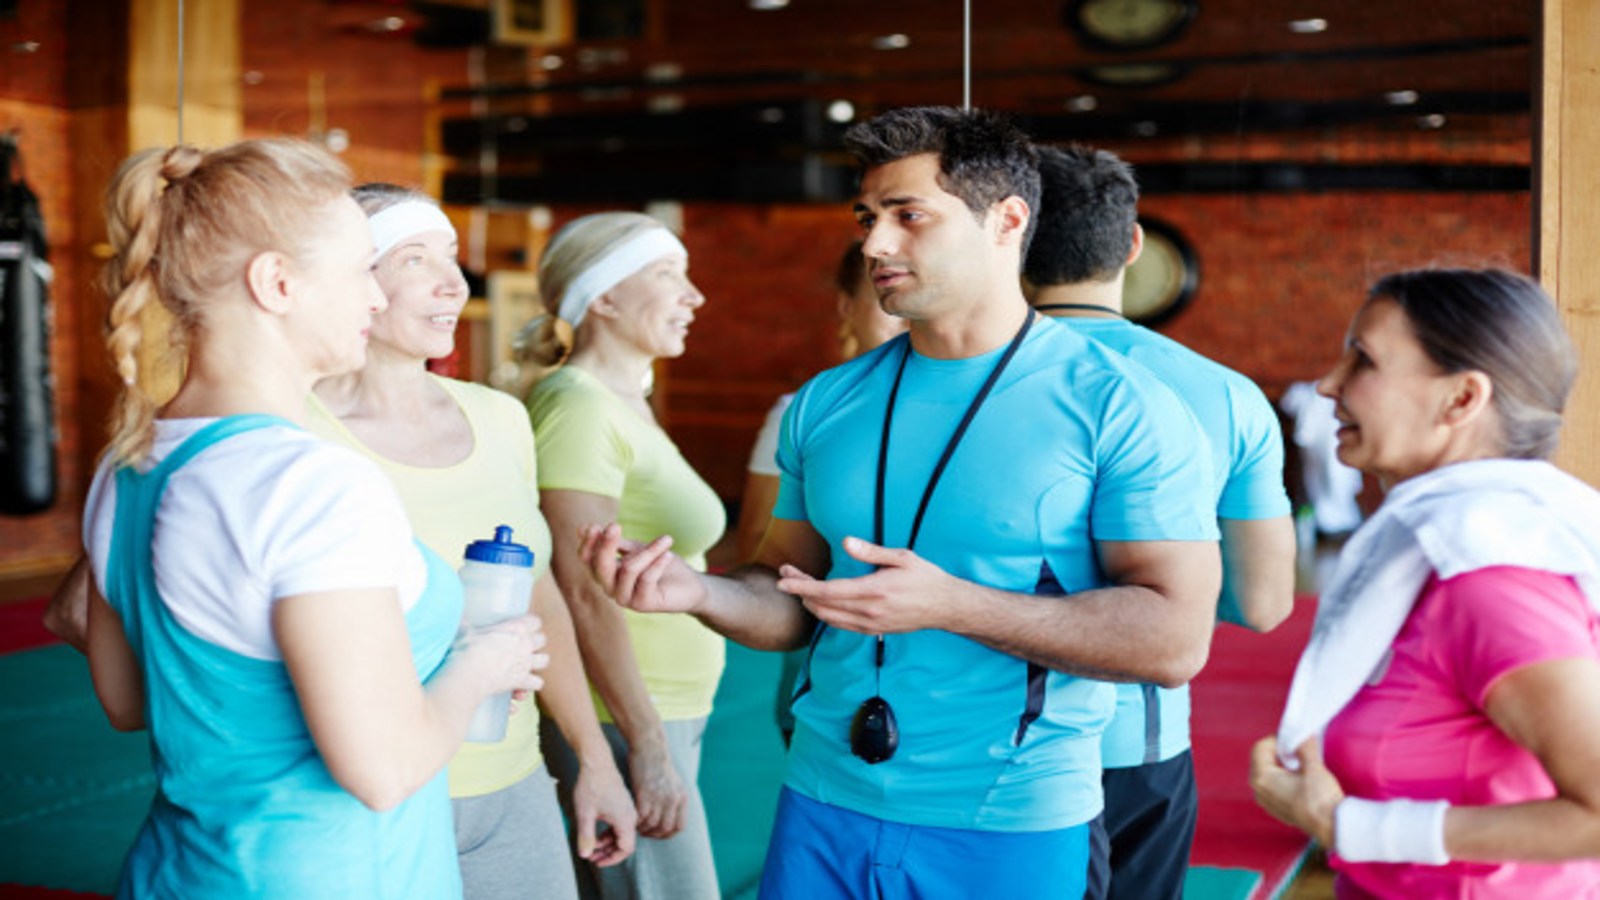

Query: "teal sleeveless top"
(104, 416), (464, 898)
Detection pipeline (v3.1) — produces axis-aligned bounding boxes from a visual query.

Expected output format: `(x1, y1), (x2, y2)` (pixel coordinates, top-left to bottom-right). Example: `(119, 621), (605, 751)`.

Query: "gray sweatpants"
(453, 765), (580, 900)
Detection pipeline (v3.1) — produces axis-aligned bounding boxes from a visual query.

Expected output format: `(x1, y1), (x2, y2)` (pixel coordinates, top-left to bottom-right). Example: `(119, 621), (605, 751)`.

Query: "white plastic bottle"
(459, 525), (535, 743)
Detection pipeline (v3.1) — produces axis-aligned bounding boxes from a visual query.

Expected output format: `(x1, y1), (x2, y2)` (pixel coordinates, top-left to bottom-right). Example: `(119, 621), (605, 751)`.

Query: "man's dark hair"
(842, 106), (1041, 258)
(1023, 144), (1139, 287)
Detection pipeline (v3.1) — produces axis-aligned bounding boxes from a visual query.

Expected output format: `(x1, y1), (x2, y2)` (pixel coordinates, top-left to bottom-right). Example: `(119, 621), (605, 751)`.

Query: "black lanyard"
(868, 310), (1035, 667)
(1033, 302), (1122, 317)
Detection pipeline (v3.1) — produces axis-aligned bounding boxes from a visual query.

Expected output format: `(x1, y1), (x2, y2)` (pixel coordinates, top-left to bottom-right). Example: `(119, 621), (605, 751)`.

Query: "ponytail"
(102, 148), (190, 465)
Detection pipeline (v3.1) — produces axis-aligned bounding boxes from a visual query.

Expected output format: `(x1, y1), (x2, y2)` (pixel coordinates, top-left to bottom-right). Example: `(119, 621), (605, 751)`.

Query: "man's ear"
(1442, 370), (1494, 427)
(244, 251), (294, 316)
(1125, 223), (1145, 268)
(993, 195), (1031, 248)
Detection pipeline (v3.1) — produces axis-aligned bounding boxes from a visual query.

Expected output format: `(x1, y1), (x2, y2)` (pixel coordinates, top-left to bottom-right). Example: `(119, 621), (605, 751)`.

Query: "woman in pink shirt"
(1250, 268), (1600, 898)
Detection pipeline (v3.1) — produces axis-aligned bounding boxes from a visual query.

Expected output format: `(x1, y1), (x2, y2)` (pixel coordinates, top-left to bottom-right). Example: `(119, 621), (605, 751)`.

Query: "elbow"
(334, 769), (416, 813)
(105, 708), (146, 732)
(1250, 609), (1292, 634)
(1240, 600), (1292, 634)
(1140, 616), (1212, 688)
(1148, 642), (1210, 689)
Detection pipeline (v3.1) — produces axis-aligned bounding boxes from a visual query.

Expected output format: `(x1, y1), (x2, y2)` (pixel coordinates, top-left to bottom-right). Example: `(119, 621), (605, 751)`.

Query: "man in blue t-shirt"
(1024, 144), (1297, 900)
(579, 107), (1222, 900)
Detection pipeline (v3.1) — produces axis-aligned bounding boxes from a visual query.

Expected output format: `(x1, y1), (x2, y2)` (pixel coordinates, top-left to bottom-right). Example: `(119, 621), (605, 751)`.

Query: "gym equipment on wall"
(0, 132), (59, 514)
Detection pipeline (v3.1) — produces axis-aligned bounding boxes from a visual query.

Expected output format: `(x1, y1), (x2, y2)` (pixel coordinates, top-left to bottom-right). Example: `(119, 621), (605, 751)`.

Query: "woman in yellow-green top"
(310, 185), (637, 899)
(520, 211), (726, 900)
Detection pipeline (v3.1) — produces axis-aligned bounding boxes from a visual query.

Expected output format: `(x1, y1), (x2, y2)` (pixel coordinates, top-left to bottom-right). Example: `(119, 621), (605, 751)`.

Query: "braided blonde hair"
(101, 139), (352, 465)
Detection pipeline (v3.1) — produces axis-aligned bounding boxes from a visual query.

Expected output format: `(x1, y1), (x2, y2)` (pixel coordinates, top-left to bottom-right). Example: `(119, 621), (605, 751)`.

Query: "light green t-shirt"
(527, 365), (727, 722)
(307, 375), (553, 798)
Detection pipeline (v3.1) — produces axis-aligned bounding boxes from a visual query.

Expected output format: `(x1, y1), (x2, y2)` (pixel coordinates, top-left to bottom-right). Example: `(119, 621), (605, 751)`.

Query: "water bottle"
(460, 525), (535, 743)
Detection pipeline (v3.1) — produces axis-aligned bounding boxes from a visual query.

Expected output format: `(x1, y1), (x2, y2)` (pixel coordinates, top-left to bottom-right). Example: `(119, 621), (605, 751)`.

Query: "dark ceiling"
(382, 0), (1535, 204)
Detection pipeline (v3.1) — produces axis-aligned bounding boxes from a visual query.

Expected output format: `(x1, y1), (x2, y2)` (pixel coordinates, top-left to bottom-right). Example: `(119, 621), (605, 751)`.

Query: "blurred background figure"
(1280, 379), (1365, 538)
(521, 211), (724, 900)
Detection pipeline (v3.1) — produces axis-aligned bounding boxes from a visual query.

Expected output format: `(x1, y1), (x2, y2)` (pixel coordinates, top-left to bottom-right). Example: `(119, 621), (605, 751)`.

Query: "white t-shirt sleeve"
(86, 423), (428, 661)
(746, 394), (794, 477)
(255, 441), (420, 600)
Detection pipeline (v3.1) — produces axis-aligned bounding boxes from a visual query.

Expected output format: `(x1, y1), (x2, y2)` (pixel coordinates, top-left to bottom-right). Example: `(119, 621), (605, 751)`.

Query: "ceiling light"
(577, 47), (629, 71)
(748, 0), (790, 8)
(826, 100), (856, 123)
(1417, 114), (1447, 130)
(645, 63), (684, 83)
(649, 95), (685, 113)
(872, 34), (911, 50)
(1065, 95), (1099, 113)
(365, 16), (406, 33)
(9, 41), (40, 53)
(1384, 90), (1420, 106)
(537, 54), (563, 71)
(1288, 18), (1328, 34)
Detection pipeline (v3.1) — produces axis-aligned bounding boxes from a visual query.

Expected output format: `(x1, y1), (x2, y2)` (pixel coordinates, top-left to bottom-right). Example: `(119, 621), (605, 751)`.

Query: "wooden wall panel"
(1539, 0), (1600, 486)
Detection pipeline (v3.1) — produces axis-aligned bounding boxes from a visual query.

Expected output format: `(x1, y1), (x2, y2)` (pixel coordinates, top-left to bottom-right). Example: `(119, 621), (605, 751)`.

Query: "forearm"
(692, 564), (814, 651)
(549, 550), (668, 753)
(319, 654), (492, 811)
(949, 581), (1212, 687)
(277, 591), (539, 812)
(1443, 798), (1600, 862)
(533, 576), (615, 768)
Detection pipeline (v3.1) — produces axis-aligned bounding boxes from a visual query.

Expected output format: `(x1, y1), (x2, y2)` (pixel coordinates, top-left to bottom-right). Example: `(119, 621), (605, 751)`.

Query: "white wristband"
(1334, 797), (1451, 865)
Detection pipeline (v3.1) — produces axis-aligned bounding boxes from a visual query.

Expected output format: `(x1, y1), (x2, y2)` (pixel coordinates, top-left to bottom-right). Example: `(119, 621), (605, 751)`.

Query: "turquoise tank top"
(104, 416), (464, 898)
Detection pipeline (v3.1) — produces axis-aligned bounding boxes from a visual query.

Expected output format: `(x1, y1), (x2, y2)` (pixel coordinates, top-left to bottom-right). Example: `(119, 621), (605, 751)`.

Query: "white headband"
(558, 228), (687, 328)
(368, 200), (456, 259)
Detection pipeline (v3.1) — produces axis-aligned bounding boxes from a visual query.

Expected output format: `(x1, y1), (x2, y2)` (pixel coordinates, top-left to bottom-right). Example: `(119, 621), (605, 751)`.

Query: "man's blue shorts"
(758, 787), (1092, 900)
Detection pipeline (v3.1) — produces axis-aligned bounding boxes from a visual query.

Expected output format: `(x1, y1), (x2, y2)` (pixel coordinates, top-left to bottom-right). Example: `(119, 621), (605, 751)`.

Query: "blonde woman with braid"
(82, 140), (545, 898)
(309, 183), (636, 898)
(521, 212), (723, 900)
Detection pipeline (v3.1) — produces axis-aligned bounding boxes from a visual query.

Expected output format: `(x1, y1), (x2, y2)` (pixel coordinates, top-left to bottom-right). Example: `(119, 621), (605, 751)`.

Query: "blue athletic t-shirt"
(1061, 318), (1290, 769)
(771, 316), (1217, 832)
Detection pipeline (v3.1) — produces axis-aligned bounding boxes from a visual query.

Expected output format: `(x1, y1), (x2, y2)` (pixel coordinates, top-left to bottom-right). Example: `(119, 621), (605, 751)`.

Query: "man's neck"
(1028, 278), (1125, 319)
(908, 292), (1033, 360)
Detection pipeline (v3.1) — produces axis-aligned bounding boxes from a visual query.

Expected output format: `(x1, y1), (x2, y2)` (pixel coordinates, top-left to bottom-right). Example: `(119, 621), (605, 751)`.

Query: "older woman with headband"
(522, 212), (723, 900)
(1251, 269), (1600, 897)
(82, 141), (544, 897)
(309, 185), (636, 898)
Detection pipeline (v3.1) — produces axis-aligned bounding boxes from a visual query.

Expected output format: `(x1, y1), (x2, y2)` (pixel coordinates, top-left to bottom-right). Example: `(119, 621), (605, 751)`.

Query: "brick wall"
(0, 0), (88, 577)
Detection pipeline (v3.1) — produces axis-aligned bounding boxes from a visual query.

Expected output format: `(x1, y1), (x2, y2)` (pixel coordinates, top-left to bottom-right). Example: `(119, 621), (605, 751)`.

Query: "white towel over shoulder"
(1275, 458), (1600, 766)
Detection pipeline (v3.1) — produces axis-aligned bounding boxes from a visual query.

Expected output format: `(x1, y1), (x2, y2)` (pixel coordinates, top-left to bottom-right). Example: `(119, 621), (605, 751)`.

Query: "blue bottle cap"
(464, 525), (534, 568)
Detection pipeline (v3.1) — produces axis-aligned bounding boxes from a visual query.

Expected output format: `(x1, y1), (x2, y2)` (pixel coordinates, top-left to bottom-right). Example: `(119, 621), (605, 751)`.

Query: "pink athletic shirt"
(1323, 565), (1600, 899)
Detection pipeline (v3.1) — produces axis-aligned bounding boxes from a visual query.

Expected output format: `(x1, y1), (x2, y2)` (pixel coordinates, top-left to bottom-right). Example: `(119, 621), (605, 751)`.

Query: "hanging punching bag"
(0, 135), (59, 514)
